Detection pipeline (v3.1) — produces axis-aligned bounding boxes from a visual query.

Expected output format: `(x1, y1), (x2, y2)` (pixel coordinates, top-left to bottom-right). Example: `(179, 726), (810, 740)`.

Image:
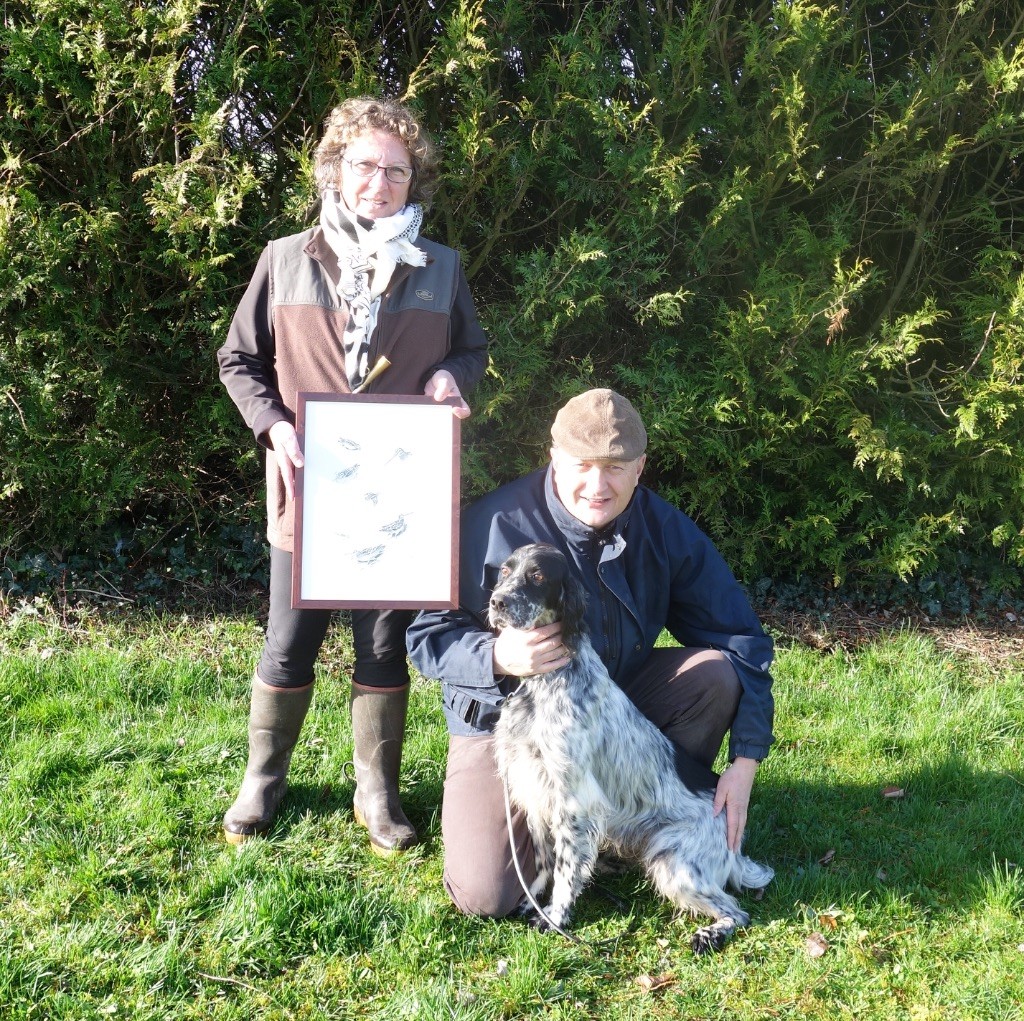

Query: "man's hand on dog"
(493, 622), (571, 677)
(713, 756), (759, 851)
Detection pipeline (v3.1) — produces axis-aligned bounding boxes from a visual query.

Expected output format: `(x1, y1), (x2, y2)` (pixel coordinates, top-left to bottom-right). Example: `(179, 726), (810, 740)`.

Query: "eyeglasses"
(342, 156), (413, 184)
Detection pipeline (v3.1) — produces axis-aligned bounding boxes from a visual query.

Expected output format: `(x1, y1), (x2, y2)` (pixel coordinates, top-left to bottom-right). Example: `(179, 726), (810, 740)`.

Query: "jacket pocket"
(446, 687), (501, 733)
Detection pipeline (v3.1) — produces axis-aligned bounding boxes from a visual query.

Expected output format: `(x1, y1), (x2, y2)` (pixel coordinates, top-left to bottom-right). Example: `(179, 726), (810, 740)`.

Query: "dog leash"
(494, 688), (578, 938)
(502, 775), (635, 953)
(502, 774), (585, 944)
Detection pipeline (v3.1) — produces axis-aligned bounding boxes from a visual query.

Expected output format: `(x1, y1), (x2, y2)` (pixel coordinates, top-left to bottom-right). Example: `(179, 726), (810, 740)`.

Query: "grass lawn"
(1, 599), (1022, 1020)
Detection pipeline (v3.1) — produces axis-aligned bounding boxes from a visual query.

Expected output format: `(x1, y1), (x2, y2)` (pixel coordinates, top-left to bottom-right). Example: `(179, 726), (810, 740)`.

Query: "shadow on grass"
(267, 765), (446, 849)
(247, 752), (1022, 937)
(739, 753), (1022, 921)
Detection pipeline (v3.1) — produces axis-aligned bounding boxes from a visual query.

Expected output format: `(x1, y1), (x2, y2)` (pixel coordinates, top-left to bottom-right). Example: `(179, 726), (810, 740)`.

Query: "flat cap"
(550, 388), (647, 461)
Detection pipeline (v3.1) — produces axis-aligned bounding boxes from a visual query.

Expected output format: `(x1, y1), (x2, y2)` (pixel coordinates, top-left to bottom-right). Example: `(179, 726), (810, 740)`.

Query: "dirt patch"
(759, 600), (1024, 671)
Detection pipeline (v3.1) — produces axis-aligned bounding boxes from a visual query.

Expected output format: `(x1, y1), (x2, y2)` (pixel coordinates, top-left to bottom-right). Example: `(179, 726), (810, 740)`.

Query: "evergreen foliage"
(2, 0), (1022, 590)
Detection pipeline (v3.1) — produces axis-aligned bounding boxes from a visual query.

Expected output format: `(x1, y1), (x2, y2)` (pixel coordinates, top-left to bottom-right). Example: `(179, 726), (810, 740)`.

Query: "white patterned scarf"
(319, 191), (426, 389)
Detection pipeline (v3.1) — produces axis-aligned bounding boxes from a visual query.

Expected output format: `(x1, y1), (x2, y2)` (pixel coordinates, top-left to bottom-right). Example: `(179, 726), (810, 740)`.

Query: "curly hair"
(313, 96), (438, 207)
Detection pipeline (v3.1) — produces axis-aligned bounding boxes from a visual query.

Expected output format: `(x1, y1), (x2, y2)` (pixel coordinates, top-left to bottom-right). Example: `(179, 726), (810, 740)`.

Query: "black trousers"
(257, 545), (414, 689)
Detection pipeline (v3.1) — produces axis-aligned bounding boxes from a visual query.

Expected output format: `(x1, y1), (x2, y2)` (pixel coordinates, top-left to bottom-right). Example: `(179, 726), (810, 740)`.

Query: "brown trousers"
(440, 647), (741, 917)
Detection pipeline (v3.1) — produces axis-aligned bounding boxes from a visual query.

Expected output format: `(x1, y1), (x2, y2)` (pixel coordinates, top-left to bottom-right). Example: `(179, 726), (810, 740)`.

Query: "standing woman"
(217, 96), (488, 854)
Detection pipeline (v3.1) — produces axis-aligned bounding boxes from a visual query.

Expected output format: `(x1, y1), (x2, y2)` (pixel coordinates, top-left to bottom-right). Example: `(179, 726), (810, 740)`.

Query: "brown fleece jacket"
(217, 226), (488, 551)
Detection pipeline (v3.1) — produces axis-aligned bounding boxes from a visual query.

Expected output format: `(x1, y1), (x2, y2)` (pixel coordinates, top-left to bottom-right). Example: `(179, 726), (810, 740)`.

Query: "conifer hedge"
(2, 1), (1022, 592)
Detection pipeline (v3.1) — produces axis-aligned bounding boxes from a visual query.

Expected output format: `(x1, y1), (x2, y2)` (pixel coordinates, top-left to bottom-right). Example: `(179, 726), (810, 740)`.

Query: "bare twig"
(197, 972), (263, 994)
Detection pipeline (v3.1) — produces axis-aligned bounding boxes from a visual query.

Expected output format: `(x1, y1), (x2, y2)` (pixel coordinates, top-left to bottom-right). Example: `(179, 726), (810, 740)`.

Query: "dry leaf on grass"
(806, 933), (830, 958)
(636, 973), (676, 993)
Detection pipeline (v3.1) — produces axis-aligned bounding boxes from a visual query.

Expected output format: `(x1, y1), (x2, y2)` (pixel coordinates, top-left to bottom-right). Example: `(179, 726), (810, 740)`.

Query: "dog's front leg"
(527, 815), (553, 901)
(512, 815), (553, 925)
(541, 815), (599, 931)
(532, 823), (557, 897)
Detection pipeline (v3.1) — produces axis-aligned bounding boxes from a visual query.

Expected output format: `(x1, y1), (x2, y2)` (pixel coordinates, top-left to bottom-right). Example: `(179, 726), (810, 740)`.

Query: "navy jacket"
(406, 467), (775, 762)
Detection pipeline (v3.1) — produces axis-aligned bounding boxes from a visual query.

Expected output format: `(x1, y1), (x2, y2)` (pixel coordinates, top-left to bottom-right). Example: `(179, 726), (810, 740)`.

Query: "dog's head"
(488, 543), (587, 645)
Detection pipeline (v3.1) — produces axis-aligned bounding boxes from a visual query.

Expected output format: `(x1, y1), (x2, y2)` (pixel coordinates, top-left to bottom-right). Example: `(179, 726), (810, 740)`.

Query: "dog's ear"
(559, 570), (587, 644)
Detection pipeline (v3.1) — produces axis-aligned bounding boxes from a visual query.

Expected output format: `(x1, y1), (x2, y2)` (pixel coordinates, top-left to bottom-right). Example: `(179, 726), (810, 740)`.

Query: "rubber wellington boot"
(223, 676), (314, 845)
(350, 683), (418, 855)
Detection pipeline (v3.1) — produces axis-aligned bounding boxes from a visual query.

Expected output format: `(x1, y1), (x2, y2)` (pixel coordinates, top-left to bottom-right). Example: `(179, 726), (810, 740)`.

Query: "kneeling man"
(407, 389), (775, 916)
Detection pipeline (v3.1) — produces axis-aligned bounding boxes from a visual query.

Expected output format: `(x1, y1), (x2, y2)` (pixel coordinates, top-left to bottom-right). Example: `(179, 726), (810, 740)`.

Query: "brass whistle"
(351, 356), (392, 395)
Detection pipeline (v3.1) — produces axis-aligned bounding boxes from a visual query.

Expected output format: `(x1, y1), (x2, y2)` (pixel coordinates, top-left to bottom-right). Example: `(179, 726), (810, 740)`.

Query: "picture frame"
(291, 392), (461, 609)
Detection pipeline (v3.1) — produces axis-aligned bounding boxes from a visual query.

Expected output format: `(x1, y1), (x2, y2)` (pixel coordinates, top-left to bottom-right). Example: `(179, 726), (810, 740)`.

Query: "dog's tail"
(732, 855), (775, 892)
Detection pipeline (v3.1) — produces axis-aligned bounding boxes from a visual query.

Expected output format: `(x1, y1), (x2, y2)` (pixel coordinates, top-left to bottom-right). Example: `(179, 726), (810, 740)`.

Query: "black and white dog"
(490, 543), (773, 954)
